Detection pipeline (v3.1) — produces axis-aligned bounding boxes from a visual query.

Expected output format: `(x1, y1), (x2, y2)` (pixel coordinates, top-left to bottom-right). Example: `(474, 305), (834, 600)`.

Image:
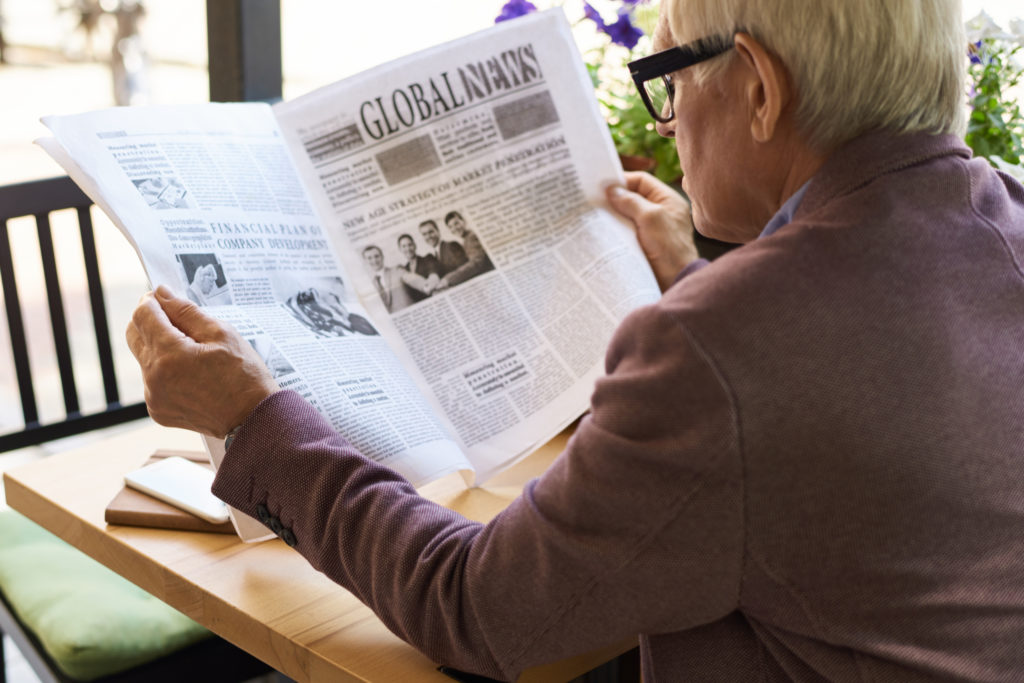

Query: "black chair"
(0, 176), (148, 452)
(0, 176), (272, 683)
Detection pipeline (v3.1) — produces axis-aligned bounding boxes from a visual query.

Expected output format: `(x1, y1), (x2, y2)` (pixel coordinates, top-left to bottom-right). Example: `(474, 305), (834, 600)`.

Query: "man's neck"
(778, 157), (824, 210)
(777, 126), (829, 201)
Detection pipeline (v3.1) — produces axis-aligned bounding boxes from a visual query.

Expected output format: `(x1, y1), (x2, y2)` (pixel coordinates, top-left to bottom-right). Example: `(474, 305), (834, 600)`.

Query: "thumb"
(606, 184), (657, 223)
(155, 285), (222, 341)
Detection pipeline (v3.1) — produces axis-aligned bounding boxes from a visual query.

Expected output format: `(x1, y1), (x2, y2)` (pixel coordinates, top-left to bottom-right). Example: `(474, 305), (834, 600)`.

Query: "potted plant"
(965, 11), (1024, 177)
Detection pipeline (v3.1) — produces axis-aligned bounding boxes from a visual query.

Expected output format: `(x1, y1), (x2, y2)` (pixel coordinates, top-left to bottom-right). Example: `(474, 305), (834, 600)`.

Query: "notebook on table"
(105, 449), (235, 534)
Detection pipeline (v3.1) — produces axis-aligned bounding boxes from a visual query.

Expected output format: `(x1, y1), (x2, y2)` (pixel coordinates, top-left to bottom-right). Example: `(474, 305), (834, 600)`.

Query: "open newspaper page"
(273, 9), (661, 482)
(39, 104), (472, 539)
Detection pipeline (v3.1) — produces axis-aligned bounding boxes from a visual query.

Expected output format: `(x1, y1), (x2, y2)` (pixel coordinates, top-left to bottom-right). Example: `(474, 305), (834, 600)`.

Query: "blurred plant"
(496, 0), (682, 183)
(965, 12), (1024, 168)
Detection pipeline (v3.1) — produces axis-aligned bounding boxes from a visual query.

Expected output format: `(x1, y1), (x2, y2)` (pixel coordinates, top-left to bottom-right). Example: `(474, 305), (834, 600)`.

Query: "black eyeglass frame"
(628, 36), (734, 123)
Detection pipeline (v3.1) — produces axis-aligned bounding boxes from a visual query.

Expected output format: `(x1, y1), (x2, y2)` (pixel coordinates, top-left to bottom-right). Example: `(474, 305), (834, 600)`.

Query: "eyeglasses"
(628, 36), (734, 123)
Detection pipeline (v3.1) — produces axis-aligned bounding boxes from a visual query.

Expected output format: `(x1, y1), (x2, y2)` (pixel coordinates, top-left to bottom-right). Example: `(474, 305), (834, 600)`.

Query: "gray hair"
(664, 0), (968, 151)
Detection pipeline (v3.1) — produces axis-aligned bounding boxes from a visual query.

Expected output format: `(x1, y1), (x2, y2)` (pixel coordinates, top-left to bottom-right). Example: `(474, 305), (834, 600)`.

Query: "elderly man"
(127, 0), (1024, 680)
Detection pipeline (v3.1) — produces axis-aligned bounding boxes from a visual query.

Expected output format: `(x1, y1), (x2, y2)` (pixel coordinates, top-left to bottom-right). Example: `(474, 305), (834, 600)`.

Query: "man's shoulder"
(662, 237), (819, 308)
(799, 131), (971, 215)
(646, 227), (871, 359)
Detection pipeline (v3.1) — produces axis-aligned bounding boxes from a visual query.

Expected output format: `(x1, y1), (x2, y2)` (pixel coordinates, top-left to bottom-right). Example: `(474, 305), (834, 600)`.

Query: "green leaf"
(966, 37), (1024, 164)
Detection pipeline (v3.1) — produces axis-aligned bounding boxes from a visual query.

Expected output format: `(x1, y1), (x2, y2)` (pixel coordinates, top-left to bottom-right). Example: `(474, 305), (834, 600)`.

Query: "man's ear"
(732, 33), (793, 143)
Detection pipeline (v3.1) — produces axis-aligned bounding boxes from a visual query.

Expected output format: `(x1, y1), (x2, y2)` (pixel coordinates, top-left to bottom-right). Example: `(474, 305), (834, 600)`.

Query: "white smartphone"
(124, 456), (231, 524)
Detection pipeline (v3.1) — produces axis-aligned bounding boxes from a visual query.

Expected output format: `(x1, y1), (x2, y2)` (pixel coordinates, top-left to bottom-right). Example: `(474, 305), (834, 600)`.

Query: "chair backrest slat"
(0, 176), (92, 216)
(0, 218), (40, 427)
(77, 205), (122, 407)
(0, 176), (148, 453)
(35, 211), (81, 417)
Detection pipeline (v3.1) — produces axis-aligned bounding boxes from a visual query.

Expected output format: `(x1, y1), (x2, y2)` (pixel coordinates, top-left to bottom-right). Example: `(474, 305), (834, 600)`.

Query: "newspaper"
(37, 10), (661, 541)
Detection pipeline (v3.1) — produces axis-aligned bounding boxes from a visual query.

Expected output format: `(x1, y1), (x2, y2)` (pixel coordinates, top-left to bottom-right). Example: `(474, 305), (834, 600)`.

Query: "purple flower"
(583, 1), (606, 28)
(495, 0), (538, 23)
(602, 11), (644, 49)
(969, 40), (984, 65)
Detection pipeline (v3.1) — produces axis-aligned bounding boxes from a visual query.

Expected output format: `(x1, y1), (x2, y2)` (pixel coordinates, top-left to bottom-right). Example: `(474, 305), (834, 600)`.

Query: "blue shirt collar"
(759, 181), (811, 239)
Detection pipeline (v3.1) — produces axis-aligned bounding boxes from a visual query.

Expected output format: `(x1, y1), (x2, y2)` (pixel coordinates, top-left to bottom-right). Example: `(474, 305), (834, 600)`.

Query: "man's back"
(651, 131), (1024, 680)
(207, 132), (1024, 683)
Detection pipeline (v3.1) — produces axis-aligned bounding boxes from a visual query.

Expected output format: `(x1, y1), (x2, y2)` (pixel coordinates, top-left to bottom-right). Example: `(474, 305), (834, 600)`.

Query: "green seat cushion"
(0, 509), (211, 681)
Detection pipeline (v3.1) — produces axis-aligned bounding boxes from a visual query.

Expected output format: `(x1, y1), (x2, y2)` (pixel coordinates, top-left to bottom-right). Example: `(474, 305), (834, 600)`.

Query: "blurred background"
(0, 0), (506, 184)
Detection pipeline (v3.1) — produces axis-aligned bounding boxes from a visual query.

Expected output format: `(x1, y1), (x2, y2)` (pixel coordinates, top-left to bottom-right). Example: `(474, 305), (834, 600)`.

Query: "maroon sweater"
(214, 131), (1024, 681)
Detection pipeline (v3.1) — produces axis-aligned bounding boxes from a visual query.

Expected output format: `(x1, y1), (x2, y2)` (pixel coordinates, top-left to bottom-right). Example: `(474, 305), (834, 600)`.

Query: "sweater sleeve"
(211, 300), (743, 681)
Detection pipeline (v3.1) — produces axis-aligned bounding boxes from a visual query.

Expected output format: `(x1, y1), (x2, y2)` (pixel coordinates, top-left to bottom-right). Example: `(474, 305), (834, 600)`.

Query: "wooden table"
(3, 420), (631, 682)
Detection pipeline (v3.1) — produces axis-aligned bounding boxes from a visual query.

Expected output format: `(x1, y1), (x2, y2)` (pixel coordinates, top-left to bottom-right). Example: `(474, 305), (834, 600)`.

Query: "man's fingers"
(623, 170), (656, 194)
(606, 183), (660, 224)
(124, 286), (278, 437)
(130, 292), (190, 350)
(154, 286), (224, 341)
(623, 171), (684, 206)
(606, 172), (698, 292)
(125, 319), (144, 360)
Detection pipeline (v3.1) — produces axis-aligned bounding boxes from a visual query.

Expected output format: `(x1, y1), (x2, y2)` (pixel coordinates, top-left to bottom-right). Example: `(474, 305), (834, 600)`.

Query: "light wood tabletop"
(3, 419), (632, 682)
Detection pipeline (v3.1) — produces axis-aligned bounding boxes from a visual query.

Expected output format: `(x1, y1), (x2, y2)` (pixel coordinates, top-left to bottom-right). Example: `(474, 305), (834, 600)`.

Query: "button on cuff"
(269, 516), (284, 535)
(256, 504), (272, 526)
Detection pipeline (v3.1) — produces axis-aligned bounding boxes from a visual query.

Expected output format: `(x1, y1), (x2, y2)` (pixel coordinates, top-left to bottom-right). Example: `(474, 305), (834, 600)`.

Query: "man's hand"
(606, 171), (699, 291)
(126, 286), (279, 437)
